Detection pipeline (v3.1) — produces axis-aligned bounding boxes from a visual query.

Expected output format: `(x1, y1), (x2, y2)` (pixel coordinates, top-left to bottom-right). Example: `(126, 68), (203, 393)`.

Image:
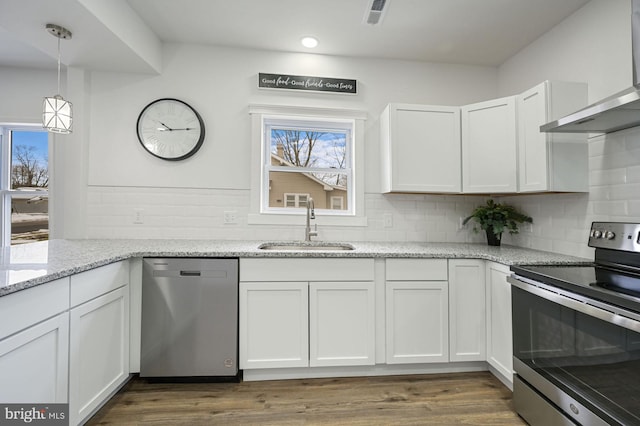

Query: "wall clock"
(136, 98), (205, 161)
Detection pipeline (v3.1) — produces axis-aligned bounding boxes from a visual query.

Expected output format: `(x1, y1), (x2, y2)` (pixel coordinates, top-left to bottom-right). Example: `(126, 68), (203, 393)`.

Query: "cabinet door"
(309, 282), (375, 367)
(240, 282), (309, 369)
(448, 260), (486, 361)
(0, 312), (69, 403)
(462, 96), (517, 193)
(386, 281), (449, 364)
(381, 104), (461, 193)
(69, 286), (130, 426)
(517, 81), (588, 193)
(517, 83), (550, 192)
(486, 262), (513, 384)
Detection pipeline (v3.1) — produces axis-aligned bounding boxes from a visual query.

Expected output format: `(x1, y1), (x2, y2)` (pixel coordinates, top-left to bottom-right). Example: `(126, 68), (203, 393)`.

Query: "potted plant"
(463, 199), (532, 246)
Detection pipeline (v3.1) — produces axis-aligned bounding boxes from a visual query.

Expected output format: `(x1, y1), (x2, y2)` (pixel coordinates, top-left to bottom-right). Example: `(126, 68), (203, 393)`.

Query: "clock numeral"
(166, 102), (175, 115)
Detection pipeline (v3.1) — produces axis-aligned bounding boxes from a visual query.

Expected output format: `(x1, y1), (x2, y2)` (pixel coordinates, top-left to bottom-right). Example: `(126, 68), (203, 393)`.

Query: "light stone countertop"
(0, 239), (592, 297)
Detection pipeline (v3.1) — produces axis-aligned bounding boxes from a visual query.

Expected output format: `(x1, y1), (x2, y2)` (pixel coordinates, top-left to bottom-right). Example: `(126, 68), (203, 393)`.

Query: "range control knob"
(604, 231), (615, 240)
(591, 230), (602, 238)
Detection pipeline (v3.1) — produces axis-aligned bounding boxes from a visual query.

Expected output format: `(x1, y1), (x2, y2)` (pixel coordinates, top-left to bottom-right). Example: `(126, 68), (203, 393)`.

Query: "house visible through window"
(264, 116), (353, 215)
(0, 126), (49, 246)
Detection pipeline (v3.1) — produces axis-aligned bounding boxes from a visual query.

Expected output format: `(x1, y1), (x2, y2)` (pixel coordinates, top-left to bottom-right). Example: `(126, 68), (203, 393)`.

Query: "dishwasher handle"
(152, 268), (230, 279)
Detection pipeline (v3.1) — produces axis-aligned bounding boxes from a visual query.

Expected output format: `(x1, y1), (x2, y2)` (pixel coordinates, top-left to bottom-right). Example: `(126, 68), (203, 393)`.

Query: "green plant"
(463, 199), (533, 237)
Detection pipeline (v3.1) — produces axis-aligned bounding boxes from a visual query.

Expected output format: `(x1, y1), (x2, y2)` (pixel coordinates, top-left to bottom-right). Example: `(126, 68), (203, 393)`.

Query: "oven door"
(510, 276), (640, 426)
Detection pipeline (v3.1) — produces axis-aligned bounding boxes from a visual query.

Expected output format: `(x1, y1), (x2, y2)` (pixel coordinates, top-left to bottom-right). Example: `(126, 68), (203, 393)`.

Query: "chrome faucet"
(305, 197), (318, 241)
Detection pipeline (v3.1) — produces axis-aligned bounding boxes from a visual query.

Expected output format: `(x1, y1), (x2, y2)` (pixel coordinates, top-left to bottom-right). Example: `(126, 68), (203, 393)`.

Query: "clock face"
(136, 98), (205, 161)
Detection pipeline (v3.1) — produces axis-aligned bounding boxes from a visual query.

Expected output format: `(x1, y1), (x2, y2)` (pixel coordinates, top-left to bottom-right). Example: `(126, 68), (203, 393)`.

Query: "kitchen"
(0, 0), (639, 425)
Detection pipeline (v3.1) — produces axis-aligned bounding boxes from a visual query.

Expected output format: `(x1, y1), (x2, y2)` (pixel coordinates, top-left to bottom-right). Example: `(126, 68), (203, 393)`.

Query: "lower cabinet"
(309, 281), (375, 367)
(385, 259), (449, 364)
(240, 281), (309, 369)
(485, 261), (513, 384)
(448, 259), (486, 361)
(0, 312), (69, 403)
(239, 258), (376, 370)
(240, 280), (375, 369)
(0, 277), (70, 404)
(69, 261), (130, 426)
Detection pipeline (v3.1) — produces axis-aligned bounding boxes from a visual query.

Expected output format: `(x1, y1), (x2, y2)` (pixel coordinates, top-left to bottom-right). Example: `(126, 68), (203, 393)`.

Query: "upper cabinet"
(517, 81), (588, 193)
(381, 80), (588, 195)
(461, 96), (518, 193)
(380, 104), (461, 193)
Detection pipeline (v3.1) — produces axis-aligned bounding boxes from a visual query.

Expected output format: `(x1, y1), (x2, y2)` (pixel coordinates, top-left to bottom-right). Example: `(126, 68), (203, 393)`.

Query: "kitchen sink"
(258, 242), (355, 251)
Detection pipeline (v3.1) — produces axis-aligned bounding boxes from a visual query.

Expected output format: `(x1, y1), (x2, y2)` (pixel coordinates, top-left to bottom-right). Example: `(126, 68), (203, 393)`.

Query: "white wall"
(0, 67), (56, 123)
(82, 43), (496, 242)
(498, 0), (631, 101)
(498, 0), (640, 259)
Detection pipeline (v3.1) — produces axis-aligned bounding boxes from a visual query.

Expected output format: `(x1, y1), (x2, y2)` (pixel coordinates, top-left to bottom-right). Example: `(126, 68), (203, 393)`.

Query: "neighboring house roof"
(270, 152), (346, 192)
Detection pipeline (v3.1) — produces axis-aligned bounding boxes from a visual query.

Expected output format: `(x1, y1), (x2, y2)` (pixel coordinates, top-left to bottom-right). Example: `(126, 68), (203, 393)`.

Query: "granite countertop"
(0, 239), (592, 297)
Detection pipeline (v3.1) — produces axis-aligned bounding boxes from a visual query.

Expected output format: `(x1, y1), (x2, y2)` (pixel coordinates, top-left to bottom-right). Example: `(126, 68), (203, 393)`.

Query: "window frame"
(0, 124), (50, 247)
(263, 115), (354, 216)
(248, 105), (367, 227)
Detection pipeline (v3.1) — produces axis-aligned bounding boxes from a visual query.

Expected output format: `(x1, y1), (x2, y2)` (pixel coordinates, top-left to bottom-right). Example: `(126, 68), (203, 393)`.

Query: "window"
(330, 196), (344, 210)
(249, 105), (367, 227)
(263, 116), (353, 215)
(0, 125), (49, 246)
(284, 193), (310, 208)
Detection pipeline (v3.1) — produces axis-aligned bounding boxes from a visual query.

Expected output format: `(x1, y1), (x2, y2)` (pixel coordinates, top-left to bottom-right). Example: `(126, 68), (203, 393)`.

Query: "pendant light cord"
(56, 35), (61, 95)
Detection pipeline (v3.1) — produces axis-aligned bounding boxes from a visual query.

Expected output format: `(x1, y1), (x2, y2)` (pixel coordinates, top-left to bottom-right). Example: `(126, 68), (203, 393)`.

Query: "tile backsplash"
(86, 127), (640, 259)
(86, 187), (488, 244)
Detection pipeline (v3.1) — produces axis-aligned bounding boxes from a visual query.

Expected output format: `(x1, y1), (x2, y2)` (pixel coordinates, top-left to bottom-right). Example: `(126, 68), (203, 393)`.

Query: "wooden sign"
(258, 73), (357, 94)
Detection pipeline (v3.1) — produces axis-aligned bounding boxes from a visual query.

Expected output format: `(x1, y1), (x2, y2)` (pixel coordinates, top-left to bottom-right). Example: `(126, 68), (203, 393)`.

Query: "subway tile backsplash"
(86, 127), (640, 260)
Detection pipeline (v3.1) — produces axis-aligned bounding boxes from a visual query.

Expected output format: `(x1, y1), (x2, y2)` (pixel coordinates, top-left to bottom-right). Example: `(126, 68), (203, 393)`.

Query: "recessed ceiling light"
(301, 36), (318, 48)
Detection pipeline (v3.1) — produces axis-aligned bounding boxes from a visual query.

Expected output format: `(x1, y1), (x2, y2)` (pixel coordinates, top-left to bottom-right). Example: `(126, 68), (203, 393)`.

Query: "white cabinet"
(462, 96), (518, 193)
(485, 261), (513, 386)
(448, 259), (486, 362)
(385, 259), (449, 364)
(380, 104), (461, 193)
(69, 261), (130, 426)
(0, 278), (70, 403)
(517, 81), (588, 193)
(239, 258), (376, 370)
(309, 282), (375, 367)
(0, 313), (69, 403)
(240, 281), (309, 369)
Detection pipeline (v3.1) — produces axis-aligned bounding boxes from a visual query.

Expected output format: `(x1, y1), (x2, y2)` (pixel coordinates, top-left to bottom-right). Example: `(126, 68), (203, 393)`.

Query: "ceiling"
(0, 0), (592, 72)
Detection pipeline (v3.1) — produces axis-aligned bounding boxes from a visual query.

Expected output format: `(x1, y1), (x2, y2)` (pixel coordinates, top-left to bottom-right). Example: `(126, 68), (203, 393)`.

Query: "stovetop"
(510, 263), (640, 313)
(510, 222), (640, 314)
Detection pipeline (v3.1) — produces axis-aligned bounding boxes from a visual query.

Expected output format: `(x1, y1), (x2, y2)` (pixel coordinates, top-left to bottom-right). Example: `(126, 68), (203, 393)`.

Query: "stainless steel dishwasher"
(140, 258), (239, 378)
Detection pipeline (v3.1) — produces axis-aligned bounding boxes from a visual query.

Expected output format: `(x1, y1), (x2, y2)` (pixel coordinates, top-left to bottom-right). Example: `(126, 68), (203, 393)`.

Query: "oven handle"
(508, 275), (640, 334)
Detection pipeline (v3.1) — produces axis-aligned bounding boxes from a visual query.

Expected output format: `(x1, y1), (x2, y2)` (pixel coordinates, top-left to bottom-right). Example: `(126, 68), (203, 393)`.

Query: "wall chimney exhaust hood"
(541, 0), (640, 134)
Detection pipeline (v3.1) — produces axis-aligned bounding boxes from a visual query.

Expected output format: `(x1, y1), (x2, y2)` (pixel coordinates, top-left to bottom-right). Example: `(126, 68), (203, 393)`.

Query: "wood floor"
(87, 372), (526, 425)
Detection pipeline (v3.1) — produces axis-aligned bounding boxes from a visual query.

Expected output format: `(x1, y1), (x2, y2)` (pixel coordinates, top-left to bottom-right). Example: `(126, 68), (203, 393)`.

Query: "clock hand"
(156, 120), (173, 131)
(169, 128), (196, 131)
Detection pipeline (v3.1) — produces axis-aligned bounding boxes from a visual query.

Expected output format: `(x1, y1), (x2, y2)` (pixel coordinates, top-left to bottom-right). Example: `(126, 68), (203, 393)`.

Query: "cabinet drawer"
(240, 258), (374, 282)
(385, 259), (448, 281)
(70, 261), (129, 307)
(0, 278), (70, 339)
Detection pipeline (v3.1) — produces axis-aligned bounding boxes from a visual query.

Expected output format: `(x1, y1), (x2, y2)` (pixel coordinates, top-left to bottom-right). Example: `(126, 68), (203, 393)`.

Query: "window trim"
(248, 104), (367, 227)
(0, 124), (50, 247)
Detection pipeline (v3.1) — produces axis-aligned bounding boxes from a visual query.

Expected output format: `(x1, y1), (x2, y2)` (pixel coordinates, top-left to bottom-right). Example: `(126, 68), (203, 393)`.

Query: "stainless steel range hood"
(541, 0), (640, 134)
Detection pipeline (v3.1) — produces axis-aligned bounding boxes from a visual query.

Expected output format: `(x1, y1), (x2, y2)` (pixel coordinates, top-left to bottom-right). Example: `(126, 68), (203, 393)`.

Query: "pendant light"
(42, 24), (73, 134)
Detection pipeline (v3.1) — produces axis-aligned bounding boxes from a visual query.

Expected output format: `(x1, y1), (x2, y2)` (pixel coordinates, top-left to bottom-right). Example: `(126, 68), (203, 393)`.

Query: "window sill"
(247, 213), (368, 227)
